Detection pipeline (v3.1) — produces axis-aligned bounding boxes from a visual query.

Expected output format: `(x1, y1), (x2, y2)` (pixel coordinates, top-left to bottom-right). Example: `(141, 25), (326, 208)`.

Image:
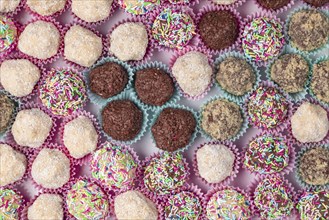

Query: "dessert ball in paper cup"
(0, 91), (19, 139)
(0, 187), (25, 220)
(0, 15), (19, 59)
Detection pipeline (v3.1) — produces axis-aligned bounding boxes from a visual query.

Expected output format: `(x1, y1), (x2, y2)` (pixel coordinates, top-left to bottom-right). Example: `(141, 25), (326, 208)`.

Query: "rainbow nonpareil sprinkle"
(0, 16), (17, 53)
(66, 179), (109, 220)
(296, 190), (329, 220)
(247, 86), (289, 129)
(254, 176), (294, 219)
(90, 143), (138, 191)
(206, 188), (251, 220)
(242, 17), (285, 62)
(0, 189), (23, 219)
(143, 152), (188, 195)
(244, 135), (289, 174)
(169, 0), (190, 3)
(152, 8), (196, 49)
(165, 191), (202, 220)
(118, 0), (160, 15)
(39, 69), (87, 116)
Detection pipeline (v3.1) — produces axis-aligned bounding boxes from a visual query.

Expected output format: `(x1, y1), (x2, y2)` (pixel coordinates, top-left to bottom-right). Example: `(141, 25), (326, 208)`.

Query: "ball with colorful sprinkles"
(152, 8), (196, 49)
(247, 85), (289, 129)
(244, 134), (290, 174)
(0, 15), (17, 54)
(90, 143), (138, 191)
(0, 189), (23, 220)
(39, 69), (87, 116)
(66, 179), (109, 220)
(296, 190), (329, 220)
(242, 17), (285, 62)
(118, 0), (160, 15)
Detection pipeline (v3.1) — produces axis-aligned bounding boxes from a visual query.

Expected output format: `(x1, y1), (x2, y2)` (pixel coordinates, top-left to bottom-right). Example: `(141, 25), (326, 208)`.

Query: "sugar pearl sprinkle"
(0, 189), (23, 219)
(118, 0), (160, 15)
(297, 190), (329, 220)
(0, 16), (17, 53)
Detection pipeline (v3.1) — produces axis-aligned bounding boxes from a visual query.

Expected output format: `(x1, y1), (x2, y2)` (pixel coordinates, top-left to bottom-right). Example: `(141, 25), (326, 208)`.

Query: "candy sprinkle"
(242, 17), (285, 62)
(143, 152), (188, 195)
(254, 176), (294, 219)
(39, 69), (87, 116)
(90, 143), (138, 191)
(152, 8), (196, 49)
(244, 134), (289, 174)
(118, 0), (160, 15)
(165, 191), (202, 220)
(0, 15), (17, 53)
(0, 189), (23, 219)
(169, 0), (190, 4)
(297, 190), (329, 220)
(66, 179), (109, 220)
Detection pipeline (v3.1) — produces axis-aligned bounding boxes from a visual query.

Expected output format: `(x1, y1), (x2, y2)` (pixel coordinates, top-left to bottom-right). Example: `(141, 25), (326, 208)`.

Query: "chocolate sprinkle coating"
(0, 94), (14, 133)
(198, 10), (239, 51)
(90, 62), (128, 99)
(311, 60), (329, 103)
(135, 68), (174, 106)
(151, 108), (196, 152)
(102, 100), (143, 141)
(256, 0), (291, 10)
(303, 0), (329, 7)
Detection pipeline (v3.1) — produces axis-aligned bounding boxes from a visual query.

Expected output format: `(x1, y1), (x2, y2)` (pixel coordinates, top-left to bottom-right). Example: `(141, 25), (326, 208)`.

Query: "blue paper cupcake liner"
(98, 90), (149, 145)
(199, 96), (249, 142)
(130, 61), (181, 112)
(213, 51), (261, 104)
(265, 45), (313, 102)
(149, 103), (199, 153)
(83, 56), (134, 108)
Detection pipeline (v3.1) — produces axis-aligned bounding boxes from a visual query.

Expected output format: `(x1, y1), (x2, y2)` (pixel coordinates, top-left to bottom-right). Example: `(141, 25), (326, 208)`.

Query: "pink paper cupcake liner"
(58, 110), (103, 166)
(287, 98), (329, 146)
(243, 81), (293, 133)
(106, 17), (154, 67)
(0, 0), (25, 17)
(209, 0), (247, 8)
(195, 5), (244, 56)
(168, 45), (214, 100)
(0, 16), (21, 60)
(253, 0), (295, 14)
(0, 186), (26, 220)
(24, 0), (71, 18)
(193, 140), (241, 188)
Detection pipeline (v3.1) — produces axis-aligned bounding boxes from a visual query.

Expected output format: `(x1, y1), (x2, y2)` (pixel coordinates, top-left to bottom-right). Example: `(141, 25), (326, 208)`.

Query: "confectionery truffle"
(216, 57), (256, 96)
(196, 143), (235, 184)
(91, 143), (138, 191)
(151, 108), (196, 152)
(18, 20), (60, 60)
(0, 189), (23, 219)
(63, 116), (98, 159)
(296, 190), (329, 220)
(288, 9), (329, 52)
(135, 67), (174, 106)
(102, 100), (143, 141)
(256, 0), (291, 10)
(109, 22), (148, 61)
(0, 0), (20, 13)
(0, 94), (14, 133)
(0, 59), (40, 97)
(242, 17), (285, 62)
(114, 190), (158, 220)
(0, 144), (27, 186)
(0, 16), (17, 54)
(298, 147), (329, 186)
(26, 0), (66, 16)
(172, 51), (212, 97)
(169, 0), (190, 3)
(206, 188), (251, 220)
(165, 191), (202, 219)
(152, 8), (196, 49)
(31, 148), (70, 189)
(72, 0), (113, 22)
(201, 99), (243, 140)
(211, 0), (238, 4)
(66, 179), (109, 219)
(144, 153), (188, 195)
(247, 86), (289, 129)
(270, 54), (309, 93)
(198, 10), (239, 51)
(244, 135), (289, 174)
(28, 194), (64, 220)
(64, 25), (103, 67)
(39, 69), (87, 116)
(291, 102), (329, 143)
(89, 62), (128, 99)
(118, 0), (160, 15)
(12, 108), (53, 148)
(311, 60), (329, 103)
(303, 0), (329, 7)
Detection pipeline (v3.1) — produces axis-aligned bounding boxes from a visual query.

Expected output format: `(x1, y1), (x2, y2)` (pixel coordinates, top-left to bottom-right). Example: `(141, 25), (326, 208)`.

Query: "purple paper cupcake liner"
(192, 140), (241, 188)
(195, 5), (244, 56)
(168, 46), (214, 100)
(0, 186), (26, 220)
(0, 16), (21, 59)
(24, 0), (70, 18)
(253, 0), (295, 14)
(106, 17), (154, 66)
(0, 0), (25, 17)
(209, 0), (247, 8)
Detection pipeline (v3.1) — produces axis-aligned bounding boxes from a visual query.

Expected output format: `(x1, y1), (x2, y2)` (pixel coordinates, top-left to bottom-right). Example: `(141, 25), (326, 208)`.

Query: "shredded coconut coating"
(72, 0), (113, 22)
(27, 0), (66, 16)
(28, 194), (63, 220)
(0, 0), (20, 13)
